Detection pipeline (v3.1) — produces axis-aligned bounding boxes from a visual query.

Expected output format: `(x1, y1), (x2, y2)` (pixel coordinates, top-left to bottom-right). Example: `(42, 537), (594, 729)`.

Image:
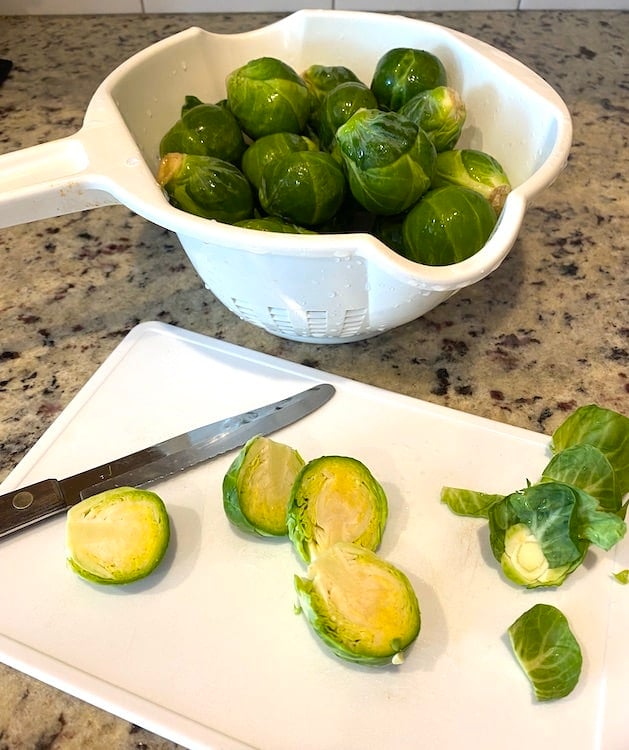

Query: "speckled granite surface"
(0, 9), (627, 750)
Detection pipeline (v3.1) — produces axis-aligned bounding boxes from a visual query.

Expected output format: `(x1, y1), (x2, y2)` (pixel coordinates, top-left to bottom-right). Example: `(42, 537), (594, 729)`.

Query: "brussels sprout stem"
(157, 152), (184, 187)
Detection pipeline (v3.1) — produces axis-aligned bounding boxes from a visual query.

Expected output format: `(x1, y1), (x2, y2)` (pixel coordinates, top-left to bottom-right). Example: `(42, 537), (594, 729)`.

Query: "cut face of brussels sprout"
(508, 603), (582, 701)
(66, 487), (170, 585)
(370, 47), (447, 111)
(398, 86), (466, 152)
(259, 150), (346, 227)
(222, 435), (305, 537)
(432, 149), (511, 215)
(287, 455), (388, 563)
(159, 102), (246, 164)
(295, 542), (420, 665)
(226, 56), (311, 139)
(336, 109), (435, 216)
(401, 185), (496, 266)
(158, 153), (253, 224)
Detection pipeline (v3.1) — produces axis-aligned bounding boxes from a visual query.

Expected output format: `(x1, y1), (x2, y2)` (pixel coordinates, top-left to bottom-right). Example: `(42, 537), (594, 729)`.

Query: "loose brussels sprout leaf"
(336, 109), (435, 216)
(401, 185), (496, 266)
(551, 404), (629, 495)
(613, 569), (629, 584)
(318, 81), (378, 150)
(157, 153), (254, 224)
(235, 216), (316, 234)
(508, 603), (582, 701)
(287, 455), (388, 564)
(294, 542), (420, 665)
(432, 148), (511, 215)
(241, 132), (318, 190)
(226, 56), (311, 140)
(440, 486), (504, 518)
(159, 103), (246, 164)
(488, 482), (588, 588)
(541, 443), (620, 513)
(370, 47), (448, 111)
(569, 483), (626, 551)
(259, 150), (346, 227)
(398, 86), (466, 152)
(223, 435), (305, 537)
(66, 487), (170, 585)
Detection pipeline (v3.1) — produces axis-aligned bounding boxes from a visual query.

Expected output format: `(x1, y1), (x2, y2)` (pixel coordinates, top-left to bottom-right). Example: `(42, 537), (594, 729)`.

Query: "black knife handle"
(0, 479), (67, 538)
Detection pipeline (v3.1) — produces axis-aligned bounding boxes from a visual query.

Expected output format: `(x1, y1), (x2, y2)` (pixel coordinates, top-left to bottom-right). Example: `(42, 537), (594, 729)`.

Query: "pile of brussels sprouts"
(157, 47), (512, 266)
(223, 436), (421, 666)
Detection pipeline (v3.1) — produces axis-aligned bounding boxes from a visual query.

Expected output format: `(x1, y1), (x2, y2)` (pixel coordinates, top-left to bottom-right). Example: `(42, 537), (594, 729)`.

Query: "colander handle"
(0, 121), (148, 229)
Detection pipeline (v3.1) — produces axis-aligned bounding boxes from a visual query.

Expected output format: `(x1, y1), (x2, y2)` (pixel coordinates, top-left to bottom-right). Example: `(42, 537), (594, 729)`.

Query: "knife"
(0, 383), (335, 538)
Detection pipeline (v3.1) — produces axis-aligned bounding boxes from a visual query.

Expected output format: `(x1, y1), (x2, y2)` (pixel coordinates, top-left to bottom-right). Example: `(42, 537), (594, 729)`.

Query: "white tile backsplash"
(335, 0), (517, 8)
(144, 0), (331, 10)
(0, 0), (142, 12)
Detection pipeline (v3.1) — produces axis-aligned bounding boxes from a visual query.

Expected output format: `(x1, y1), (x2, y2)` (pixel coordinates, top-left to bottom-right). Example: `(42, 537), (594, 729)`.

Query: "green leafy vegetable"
(613, 569), (629, 584)
(287, 455), (388, 564)
(398, 86), (466, 152)
(508, 603), (582, 701)
(294, 541), (420, 665)
(66, 487), (170, 585)
(370, 47), (447, 111)
(317, 81), (378, 150)
(241, 131), (318, 191)
(440, 486), (504, 518)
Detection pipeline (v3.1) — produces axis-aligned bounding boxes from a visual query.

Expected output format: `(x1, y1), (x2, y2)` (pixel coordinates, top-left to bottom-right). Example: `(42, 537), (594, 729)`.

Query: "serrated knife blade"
(0, 383), (335, 538)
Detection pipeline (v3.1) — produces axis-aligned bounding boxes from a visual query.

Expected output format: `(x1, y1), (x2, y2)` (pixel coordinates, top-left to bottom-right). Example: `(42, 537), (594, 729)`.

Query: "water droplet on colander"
(329, 292), (337, 299)
(126, 156), (140, 167)
(181, 60), (188, 71)
(146, 109), (153, 118)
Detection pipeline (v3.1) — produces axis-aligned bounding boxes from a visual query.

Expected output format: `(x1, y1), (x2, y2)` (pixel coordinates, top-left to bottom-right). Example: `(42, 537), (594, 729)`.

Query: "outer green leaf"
(440, 486), (503, 518)
(613, 569), (629, 584)
(551, 404), (629, 494)
(508, 603), (582, 701)
(569, 483), (626, 551)
(541, 443), (619, 513)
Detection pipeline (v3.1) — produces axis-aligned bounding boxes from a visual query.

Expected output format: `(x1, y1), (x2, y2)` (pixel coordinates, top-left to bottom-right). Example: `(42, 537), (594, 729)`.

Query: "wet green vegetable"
(287, 455), (388, 564)
(259, 150), (346, 226)
(66, 487), (170, 585)
(235, 216), (316, 234)
(318, 81), (378, 150)
(370, 47), (448, 111)
(335, 108), (436, 215)
(432, 148), (511, 215)
(302, 64), (360, 130)
(159, 102), (246, 164)
(398, 86), (466, 152)
(401, 185), (496, 265)
(294, 541), (420, 665)
(158, 153), (254, 223)
(508, 603), (582, 701)
(226, 56), (311, 139)
(241, 132), (318, 190)
(223, 435), (305, 536)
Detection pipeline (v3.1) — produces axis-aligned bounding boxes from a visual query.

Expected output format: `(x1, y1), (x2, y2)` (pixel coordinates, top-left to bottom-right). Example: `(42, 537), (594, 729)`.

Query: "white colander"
(0, 10), (572, 343)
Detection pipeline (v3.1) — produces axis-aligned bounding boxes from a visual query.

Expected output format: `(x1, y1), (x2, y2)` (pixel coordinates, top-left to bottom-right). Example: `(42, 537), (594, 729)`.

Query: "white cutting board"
(0, 321), (626, 750)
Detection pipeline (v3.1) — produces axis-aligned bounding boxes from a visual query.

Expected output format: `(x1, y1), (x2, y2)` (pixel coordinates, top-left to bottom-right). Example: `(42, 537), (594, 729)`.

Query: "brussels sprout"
(370, 47), (447, 111)
(236, 216), (316, 234)
(180, 94), (204, 116)
(226, 56), (311, 139)
(66, 487), (170, 585)
(158, 153), (254, 223)
(398, 86), (466, 152)
(159, 103), (246, 164)
(294, 542), (420, 665)
(401, 185), (496, 265)
(259, 150), (346, 227)
(336, 109), (436, 216)
(241, 132), (318, 190)
(302, 64), (360, 130)
(318, 81), (378, 150)
(223, 435), (305, 537)
(432, 149), (512, 215)
(508, 604), (582, 701)
(287, 455), (388, 564)
(372, 213), (407, 254)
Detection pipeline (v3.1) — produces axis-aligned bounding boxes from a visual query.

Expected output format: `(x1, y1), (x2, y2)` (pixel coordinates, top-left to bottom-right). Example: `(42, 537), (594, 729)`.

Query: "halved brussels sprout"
(294, 541), (420, 665)
(159, 102), (246, 164)
(401, 185), (496, 265)
(226, 56), (311, 139)
(66, 487), (170, 585)
(398, 86), (466, 152)
(158, 153), (254, 223)
(508, 603), (582, 701)
(287, 455), (388, 563)
(432, 149), (512, 215)
(370, 47), (447, 111)
(241, 132), (318, 190)
(336, 108), (436, 216)
(259, 150), (346, 227)
(222, 435), (305, 537)
(318, 81), (378, 150)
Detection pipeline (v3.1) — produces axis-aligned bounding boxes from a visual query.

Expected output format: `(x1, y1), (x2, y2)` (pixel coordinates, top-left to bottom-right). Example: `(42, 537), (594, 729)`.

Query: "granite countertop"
(0, 9), (627, 750)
